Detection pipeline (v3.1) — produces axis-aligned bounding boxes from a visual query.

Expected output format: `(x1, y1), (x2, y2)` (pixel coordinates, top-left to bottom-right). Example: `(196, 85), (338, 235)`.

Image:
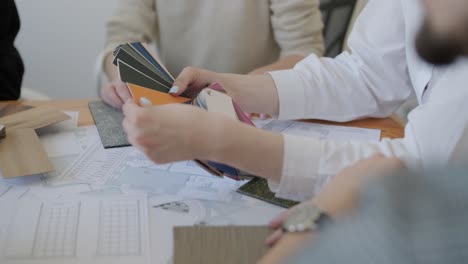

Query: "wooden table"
(22, 99), (405, 139)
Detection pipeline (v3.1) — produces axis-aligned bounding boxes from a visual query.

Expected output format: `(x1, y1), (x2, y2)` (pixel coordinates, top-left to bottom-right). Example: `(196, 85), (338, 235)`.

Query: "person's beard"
(415, 21), (463, 65)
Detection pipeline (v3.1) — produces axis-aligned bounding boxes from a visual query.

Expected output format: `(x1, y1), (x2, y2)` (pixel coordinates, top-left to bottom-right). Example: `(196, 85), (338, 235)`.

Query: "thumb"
(122, 98), (139, 117)
(170, 67), (215, 97)
(269, 210), (289, 229)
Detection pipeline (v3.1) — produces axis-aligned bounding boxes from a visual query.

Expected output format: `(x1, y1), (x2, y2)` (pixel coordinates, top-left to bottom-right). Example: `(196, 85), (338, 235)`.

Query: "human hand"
(171, 66), (280, 118)
(265, 154), (404, 247)
(100, 79), (132, 109)
(168, 67), (219, 98)
(122, 99), (228, 164)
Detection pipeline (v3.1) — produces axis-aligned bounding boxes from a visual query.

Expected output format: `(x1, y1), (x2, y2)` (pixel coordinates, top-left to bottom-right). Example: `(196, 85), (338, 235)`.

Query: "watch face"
(283, 203), (321, 233)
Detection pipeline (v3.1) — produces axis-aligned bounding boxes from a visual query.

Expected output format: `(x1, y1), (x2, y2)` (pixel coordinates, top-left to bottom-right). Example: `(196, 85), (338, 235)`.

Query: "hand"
(100, 79), (132, 109)
(169, 67), (219, 98)
(122, 99), (228, 164)
(265, 154), (404, 247)
(171, 67), (279, 115)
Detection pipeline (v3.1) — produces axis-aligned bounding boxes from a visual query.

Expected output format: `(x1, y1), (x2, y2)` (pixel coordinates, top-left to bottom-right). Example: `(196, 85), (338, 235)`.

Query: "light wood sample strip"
(0, 129), (54, 178)
(0, 106), (69, 131)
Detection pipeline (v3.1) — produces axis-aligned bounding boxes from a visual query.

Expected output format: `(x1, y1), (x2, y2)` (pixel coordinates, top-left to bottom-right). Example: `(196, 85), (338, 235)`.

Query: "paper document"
(177, 176), (247, 202)
(0, 195), (150, 264)
(50, 139), (130, 186)
(255, 119), (381, 142)
(40, 131), (82, 158)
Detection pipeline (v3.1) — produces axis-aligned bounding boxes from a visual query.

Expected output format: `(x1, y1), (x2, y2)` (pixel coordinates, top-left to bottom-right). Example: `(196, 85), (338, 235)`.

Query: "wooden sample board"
(173, 226), (271, 264)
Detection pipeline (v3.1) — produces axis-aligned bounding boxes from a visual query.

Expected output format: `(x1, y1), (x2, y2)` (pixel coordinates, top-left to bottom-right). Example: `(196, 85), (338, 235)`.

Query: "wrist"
(218, 74), (279, 115)
(208, 118), (284, 180)
(192, 111), (234, 162)
(204, 114), (239, 162)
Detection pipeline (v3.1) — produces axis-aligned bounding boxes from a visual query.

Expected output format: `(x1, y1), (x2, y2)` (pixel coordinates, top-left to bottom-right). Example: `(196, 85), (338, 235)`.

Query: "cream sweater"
(104, 0), (324, 75)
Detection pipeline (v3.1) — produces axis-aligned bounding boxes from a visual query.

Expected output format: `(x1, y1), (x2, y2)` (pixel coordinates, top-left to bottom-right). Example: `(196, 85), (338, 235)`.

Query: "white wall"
(15, 0), (118, 99)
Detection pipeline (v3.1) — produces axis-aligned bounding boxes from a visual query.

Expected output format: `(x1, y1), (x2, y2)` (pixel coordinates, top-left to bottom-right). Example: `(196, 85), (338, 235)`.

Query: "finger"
(171, 67), (213, 97)
(369, 153), (386, 160)
(114, 81), (132, 102)
(122, 116), (147, 148)
(122, 117), (132, 137)
(122, 99), (141, 120)
(373, 157), (405, 174)
(170, 67), (197, 96)
(265, 229), (284, 247)
(101, 84), (124, 109)
(269, 210), (289, 229)
(122, 117), (137, 145)
(360, 154), (403, 176)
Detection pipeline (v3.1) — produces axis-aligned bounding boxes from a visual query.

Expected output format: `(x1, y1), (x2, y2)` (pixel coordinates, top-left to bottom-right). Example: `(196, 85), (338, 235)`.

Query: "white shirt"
(268, 0), (468, 201)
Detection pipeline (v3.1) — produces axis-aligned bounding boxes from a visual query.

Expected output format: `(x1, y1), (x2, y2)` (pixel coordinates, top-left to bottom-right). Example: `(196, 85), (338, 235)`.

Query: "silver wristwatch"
(282, 203), (331, 233)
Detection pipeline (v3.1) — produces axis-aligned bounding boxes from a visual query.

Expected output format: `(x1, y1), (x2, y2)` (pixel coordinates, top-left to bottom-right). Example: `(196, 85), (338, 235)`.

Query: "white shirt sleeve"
(275, 134), (413, 202)
(270, 0), (414, 122)
(266, 0), (468, 202)
(271, 59), (468, 202)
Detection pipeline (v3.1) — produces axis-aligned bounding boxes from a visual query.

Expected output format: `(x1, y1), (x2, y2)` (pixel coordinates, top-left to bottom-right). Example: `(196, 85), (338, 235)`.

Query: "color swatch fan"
(113, 42), (190, 106)
(112, 42), (256, 181)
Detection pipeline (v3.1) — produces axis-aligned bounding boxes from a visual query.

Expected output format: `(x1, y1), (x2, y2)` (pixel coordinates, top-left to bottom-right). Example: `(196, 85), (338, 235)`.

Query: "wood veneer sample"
(174, 226), (271, 264)
(0, 103), (32, 118)
(0, 106), (70, 131)
(0, 129), (54, 178)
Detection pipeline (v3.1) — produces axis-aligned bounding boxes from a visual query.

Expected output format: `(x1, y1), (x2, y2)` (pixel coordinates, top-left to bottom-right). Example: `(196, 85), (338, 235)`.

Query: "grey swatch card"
(118, 60), (170, 93)
(88, 100), (130, 148)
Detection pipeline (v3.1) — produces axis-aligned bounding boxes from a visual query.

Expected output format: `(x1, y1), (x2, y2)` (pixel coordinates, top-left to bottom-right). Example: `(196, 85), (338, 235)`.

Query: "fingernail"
(139, 97), (152, 106)
(169, 86), (179, 94)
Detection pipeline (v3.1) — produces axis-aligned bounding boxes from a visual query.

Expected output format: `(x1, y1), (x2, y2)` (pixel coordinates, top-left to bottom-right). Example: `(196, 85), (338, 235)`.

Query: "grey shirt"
(292, 167), (468, 263)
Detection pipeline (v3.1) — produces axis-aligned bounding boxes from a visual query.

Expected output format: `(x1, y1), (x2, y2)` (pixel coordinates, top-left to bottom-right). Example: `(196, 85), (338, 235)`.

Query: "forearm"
(205, 119), (284, 182)
(249, 55), (304, 75)
(217, 73), (280, 115)
(175, 68), (280, 115)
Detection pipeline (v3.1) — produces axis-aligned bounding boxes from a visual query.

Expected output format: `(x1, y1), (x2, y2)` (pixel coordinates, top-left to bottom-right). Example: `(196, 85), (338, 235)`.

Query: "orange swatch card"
(127, 83), (190, 106)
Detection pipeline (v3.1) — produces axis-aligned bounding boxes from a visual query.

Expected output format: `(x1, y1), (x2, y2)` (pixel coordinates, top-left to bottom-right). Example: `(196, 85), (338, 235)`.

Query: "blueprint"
(0, 118), (383, 264)
(255, 119), (381, 142)
(0, 195), (150, 264)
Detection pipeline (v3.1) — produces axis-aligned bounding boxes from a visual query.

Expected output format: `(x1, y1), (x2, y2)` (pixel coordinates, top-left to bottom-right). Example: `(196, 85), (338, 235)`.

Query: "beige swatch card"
(0, 105), (69, 178)
(200, 89), (238, 120)
(174, 226), (271, 264)
(0, 129), (54, 178)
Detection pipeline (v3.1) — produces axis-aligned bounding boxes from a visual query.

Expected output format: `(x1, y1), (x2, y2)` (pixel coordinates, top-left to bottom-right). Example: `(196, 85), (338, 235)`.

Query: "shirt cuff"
(274, 134), (322, 202)
(268, 70), (307, 120)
